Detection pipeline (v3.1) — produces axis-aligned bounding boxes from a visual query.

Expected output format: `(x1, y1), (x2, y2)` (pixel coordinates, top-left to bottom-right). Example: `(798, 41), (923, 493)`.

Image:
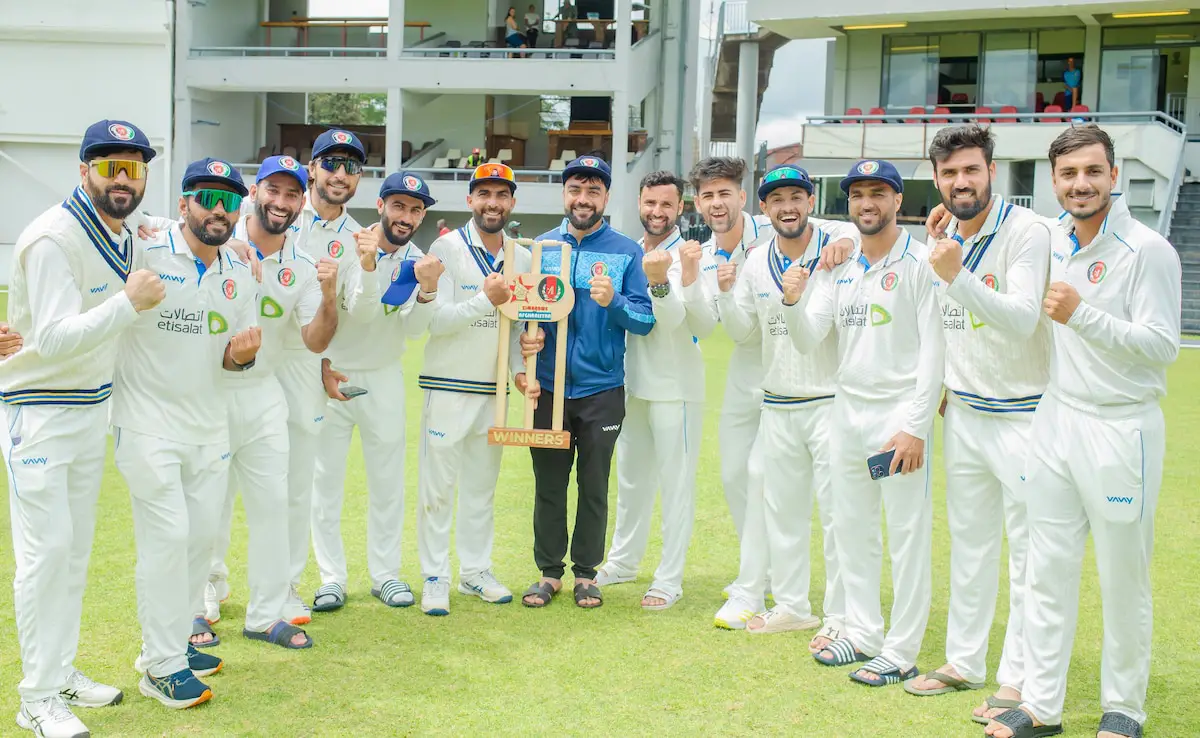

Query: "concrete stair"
(1169, 183), (1200, 333)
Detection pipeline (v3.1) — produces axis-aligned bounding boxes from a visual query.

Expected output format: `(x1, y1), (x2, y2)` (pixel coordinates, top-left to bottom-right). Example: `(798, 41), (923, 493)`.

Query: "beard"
(1062, 188), (1110, 220)
(473, 208), (510, 234)
(567, 205), (603, 231)
(86, 179), (143, 220)
(639, 214), (677, 237)
(943, 180), (992, 221)
(771, 212), (809, 240)
(254, 198), (298, 235)
(852, 209), (894, 236)
(316, 179), (354, 207)
(382, 214), (415, 246)
(187, 212), (232, 246)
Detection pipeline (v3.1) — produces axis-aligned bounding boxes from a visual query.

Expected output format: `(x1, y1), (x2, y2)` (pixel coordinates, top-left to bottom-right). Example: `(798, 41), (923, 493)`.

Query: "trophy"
(488, 237), (575, 449)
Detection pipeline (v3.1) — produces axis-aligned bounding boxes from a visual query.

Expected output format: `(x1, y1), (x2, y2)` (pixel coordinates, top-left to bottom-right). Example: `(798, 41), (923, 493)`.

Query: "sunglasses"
(183, 189), (244, 213)
(472, 163), (515, 182)
(763, 167), (809, 185)
(318, 156), (364, 175)
(91, 159), (147, 180)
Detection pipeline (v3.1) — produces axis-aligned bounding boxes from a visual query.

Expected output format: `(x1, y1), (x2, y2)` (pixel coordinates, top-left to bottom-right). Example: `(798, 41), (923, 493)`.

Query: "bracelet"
(650, 282), (670, 298)
(417, 289), (438, 301)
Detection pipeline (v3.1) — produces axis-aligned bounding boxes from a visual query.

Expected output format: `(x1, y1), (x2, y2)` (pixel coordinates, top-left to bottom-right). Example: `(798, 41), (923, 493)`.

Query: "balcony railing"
(809, 110), (1185, 133)
(406, 167), (563, 184)
(721, 0), (758, 36)
(191, 46), (387, 58)
(402, 46), (615, 60)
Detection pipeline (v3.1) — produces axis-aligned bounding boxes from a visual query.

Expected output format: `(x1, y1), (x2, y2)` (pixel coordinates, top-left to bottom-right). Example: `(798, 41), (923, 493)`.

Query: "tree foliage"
(308, 93), (387, 126)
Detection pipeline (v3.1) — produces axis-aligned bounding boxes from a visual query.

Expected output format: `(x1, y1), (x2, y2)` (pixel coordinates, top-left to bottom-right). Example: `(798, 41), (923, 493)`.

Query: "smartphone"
(341, 385), (368, 400)
(867, 449), (902, 480)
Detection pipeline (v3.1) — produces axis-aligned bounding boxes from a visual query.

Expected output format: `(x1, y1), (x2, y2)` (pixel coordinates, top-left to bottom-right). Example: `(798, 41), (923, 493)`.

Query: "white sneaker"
(457, 570), (513, 604)
(59, 671), (121, 708)
(714, 598), (757, 630)
(283, 585), (312, 625)
(421, 577), (450, 616)
(16, 696), (89, 738)
(203, 581), (221, 624)
(746, 607), (821, 634)
(594, 566), (635, 587)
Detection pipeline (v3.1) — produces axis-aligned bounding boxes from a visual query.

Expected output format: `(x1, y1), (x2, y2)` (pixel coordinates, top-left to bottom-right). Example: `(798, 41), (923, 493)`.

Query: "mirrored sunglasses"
(91, 159), (147, 180)
(183, 189), (244, 212)
(318, 156), (364, 175)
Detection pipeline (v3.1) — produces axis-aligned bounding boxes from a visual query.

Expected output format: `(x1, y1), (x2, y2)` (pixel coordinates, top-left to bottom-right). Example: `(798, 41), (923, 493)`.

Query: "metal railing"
(1008, 195), (1034, 209)
(1167, 92), (1188, 122)
(708, 141), (739, 157)
(401, 46), (615, 59)
(191, 46), (387, 58)
(405, 168), (563, 183)
(721, 0), (758, 35)
(808, 110), (1186, 134)
(1159, 132), (1189, 237)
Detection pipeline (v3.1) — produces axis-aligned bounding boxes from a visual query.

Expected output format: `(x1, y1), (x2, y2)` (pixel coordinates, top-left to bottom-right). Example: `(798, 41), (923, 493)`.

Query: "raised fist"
(781, 263), (809, 306)
(642, 249), (672, 287)
(414, 254), (444, 292)
(124, 269), (165, 312)
(679, 240), (702, 287)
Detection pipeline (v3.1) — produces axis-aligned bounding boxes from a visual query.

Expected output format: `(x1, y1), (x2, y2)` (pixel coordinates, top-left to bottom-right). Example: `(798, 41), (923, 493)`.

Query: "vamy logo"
(1106, 495), (1134, 504)
(21, 457), (47, 466)
(89, 284), (108, 294)
(160, 274), (186, 285)
(427, 429), (446, 438)
(602, 424), (621, 432)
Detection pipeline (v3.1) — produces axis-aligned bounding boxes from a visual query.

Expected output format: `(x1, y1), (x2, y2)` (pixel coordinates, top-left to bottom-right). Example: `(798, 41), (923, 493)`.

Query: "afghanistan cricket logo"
(590, 261), (609, 278)
(391, 265), (401, 282)
(1087, 261), (1107, 284)
(222, 278), (237, 300)
(207, 161), (232, 177)
(982, 274), (999, 290)
(331, 131), (353, 145)
(538, 276), (565, 302)
(328, 241), (345, 258)
(580, 157), (599, 168)
(279, 156), (300, 170)
(880, 271), (899, 291)
(403, 175), (422, 191)
(857, 160), (879, 175)
(108, 123), (135, 141)
(278, 268), (296, 287)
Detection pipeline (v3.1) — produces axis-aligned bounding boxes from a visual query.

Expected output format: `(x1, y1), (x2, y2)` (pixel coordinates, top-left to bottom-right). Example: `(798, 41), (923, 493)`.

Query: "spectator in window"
(525, 4), (542, 48)
(467, 148), (485, 168)
(556, 0), (578, 44)
(1063, 57), (1082, 110)
(505, 7), (527, 56)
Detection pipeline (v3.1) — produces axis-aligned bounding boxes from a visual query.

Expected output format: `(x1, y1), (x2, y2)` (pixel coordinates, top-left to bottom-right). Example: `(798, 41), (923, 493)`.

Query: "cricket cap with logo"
(470, 162), (517, 194)
(562, 155), (612, 189)
(80, 119), (157, 163)
(379, 171), (436, 207)
(311, 129), (366, 162)
(257, 155), (309, 189)
(181, 158), (249, 197)
(840, 159), (904, 194)
(758, 164), (814, 201)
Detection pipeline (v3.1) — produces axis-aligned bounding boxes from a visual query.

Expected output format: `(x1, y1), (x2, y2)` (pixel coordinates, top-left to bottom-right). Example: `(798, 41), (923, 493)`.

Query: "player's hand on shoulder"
(226, 239), (262, 282)
(926, 204), (951, 240)
(817, 238), (854, 272)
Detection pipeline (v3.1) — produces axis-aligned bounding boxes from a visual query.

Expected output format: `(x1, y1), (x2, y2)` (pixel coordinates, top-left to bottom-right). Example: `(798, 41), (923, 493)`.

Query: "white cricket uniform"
(784, 231), (944, 671)
(929, 196), (1052, 688)
(111, 226), (257, 677)
(717, 227), (842, 622)
(278, 199), (361, 587)
(311, 242), (433, 590)
(416, 223), (530, 582)
(603, 228), (717, 598)
(214, 219), (323, 631)
(1019, 194), (1179, 727)
(1, 191), (147, 701)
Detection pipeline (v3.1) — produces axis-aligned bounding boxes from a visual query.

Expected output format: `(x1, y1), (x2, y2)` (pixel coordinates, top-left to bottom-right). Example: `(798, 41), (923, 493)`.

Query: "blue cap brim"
(840, 174), (902, 194)
(183, 177), (249, 197)
(381, 260), (420, 305)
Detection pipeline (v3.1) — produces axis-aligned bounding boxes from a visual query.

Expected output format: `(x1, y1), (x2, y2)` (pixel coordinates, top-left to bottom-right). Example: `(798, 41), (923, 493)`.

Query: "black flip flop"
(972, 696), (1024, 725)
(988, 708), (1063, 737)
(521, 580), (557, 608)
(1098, 711), (1142, 738)
(191, 617), (220, 649)
(573, 582), (603, 609)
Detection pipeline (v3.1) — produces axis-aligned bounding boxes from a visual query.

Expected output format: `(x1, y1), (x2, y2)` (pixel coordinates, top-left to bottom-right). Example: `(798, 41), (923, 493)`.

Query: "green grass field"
(1, 327), (1199, 737)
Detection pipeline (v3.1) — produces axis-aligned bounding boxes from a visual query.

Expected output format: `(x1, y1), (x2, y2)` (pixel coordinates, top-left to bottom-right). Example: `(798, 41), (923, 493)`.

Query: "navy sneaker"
(138, 669), (212, 710)
(186, 644), (223, 678)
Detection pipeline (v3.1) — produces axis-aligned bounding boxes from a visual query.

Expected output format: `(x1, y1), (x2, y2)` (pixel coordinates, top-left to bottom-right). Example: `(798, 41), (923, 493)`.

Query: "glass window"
(884, 35), (939, 110)
(1100, 48), (1161, 112)
(1103, 24), (1200, 48)
(980, 32), (1037, 112)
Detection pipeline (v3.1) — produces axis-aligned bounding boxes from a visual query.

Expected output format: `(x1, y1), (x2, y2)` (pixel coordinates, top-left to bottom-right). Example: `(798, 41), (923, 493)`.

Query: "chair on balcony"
(866, 107), (885, 124)
(1069, 104), (1091, 121)
(497, 148), (514, 162)
(1042, 104), (1064, 123)
(549, 159), (566, 172)
(447, 148), (462, 161)
(951, 92), (968, 105)
(1052, 91), (1066, 109)
(996, 106), (1019, 123)
(974, 106), (993, 124)
(844, 107), (863, 123)
(905, 106), (925, 124)
(930, 107), (951, 123)
(561, 149), (577, 161)
(433, 157), (450, 168)
(439, 40), (462, 58)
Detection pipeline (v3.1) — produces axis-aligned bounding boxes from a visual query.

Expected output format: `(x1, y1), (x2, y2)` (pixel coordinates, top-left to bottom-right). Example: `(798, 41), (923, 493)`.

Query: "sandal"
(573, 582), (603, 609)
(987, 708), (1063, 737)
(902, 669), (985, 696)
(1097, 711), (1142, 738)
(809, 620), (842, 654)
(243, 620), (313, 650)
(813, 637), (869, 667)
(190, 617), (220, 649)
(848, 656), (919, 687)
(641, 587), (680, 611)
(521, 580), (557, 608)
(312, 582), (345, 612)
(973, 695), (1025, 725)
(371, 579), (414, 608)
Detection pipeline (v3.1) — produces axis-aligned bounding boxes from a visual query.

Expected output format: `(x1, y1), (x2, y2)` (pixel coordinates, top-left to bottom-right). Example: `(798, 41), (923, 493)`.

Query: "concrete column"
(386, 88), (403, 173)
(678, 0), (701, 176)
(699, 62), (714, 163)
(172, 88), (192, 205)
(611, 89), (631, 233)
(735, 40), (760, 199)
(1082, 25), (1101, 109)
(388, 0), (405, 59)
(616, 0), (631, 62)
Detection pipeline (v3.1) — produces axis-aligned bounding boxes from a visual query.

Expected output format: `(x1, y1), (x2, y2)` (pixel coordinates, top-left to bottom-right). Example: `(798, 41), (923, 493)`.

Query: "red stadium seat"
(844, 107), (863, 123)
(996, 106), (1019, 123)
(931, 106), (951, 123)
(1042, 104), (1064, 123)
(866, 107), (886, 124)
(905, 106), (925, 124)
(974, 106), (993, 124)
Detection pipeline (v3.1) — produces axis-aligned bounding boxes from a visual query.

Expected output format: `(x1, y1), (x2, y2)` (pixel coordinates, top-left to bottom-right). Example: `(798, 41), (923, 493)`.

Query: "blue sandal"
(813, 637), (869, 667)
(848, 656), (919, 687)
(190, 617), (220, 649)
(312, 582), (345, 612)
(243, 621), (313, 649)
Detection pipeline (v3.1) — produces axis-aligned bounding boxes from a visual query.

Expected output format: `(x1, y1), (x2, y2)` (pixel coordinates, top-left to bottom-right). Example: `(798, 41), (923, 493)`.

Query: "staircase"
(1169, 182), (1200, 333)
(707, 1), (787, 143)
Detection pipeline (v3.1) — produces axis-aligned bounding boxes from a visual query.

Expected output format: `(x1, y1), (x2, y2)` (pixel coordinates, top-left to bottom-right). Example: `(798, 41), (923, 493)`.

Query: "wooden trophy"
(487, 237), (575, 449)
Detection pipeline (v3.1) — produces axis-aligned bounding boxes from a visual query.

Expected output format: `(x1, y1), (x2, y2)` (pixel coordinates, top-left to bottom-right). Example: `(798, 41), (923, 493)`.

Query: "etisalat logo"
(839, 303), (891, 327)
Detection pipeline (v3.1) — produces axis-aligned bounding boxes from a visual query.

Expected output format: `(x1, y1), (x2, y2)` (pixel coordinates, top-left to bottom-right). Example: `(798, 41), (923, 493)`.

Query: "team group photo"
(2, 1), (1199, 736)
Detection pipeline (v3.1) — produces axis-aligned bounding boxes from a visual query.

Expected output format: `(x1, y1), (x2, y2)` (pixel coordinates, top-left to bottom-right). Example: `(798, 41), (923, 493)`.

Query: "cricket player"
(1, 119), (167, 738)
(309, 172), (443, 612)
(113, 158), (260, 709)
(594, 170), (716, 610)
(985, 126), (1180, 738)
(900, 126), (1052, 726)
(783, 160), (944, 688)
(203, 155), (339, 650)
(416, 163), (537, 616)
(714, 165), (845, 635)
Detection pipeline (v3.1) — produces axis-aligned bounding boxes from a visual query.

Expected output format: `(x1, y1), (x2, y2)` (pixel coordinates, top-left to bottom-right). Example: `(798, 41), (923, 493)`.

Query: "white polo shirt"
(111, 225), (259, 444)
(784, 230), (945, 440)
(1049, 194), (1181, 412)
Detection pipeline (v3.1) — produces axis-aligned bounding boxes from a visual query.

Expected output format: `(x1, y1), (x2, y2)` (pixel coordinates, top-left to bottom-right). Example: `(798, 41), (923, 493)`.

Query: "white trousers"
(4, 404), (107, 701)
(605, 396), (703, 596)
(717, 356), (762, 540)
(831, 395), (933, 671)
(1020, 393), (1164, 726)
(311, 364), (406, 589)
(416, 390), (503, 580)
(115, 428), (227, 677)
(276, 357), (326, 588)
(213, 380), (291, 631)
(943, 397), (1031, 687)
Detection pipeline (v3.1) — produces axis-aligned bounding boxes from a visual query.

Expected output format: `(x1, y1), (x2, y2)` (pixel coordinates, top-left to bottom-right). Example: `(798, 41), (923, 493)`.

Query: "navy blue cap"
(758, 165), (814, 201)
(311, 129), (366, 162)
(562, 155), (612, 189)
(80, 119), (156, 163)
(257, 155), (308, 189)
(382, 260), (421, 305)
(379, 171), (436, 207)
(840, 159), (904, 194)
(181, 158), (249, 197)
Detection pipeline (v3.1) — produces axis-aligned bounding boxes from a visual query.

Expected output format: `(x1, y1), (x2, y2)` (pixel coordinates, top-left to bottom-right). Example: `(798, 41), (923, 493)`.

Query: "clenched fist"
(590, 274), (614, 307)
(519, 326), (546, 358)
(679, 240), (702, 287)
(929, 237), (964, 284)
(717, 262), (738, 293)
(642, 249), (672, 287)
(781, 264), (809, 306)
(818, 238), (854, 272)
(353, 225), (381, 272)
(1043, 281), (1080, 325)
(414, 254), (444, 292)
(228, 326), (262, 365)
(483, 272), (510, 307)
(0, 323), (23, 359)
(926, 204), (952, 240)
(316, 257), (339, 301)
(124, 269), (165, 312)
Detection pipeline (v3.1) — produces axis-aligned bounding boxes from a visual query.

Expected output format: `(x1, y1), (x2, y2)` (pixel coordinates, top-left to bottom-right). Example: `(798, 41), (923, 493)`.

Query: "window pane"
(1100, 48), (1161, 112)
(885, 35), (938, 110)
(980, 32), (1037, 112)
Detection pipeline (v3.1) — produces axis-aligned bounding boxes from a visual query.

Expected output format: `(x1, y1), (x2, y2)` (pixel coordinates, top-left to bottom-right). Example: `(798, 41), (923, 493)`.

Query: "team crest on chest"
(591, 261), (609, 278)
(278, 268), (296, 287)
(391, 265), (401, 282)
(880, 271), (899, 291)
(328, 241), (345, 258)
(1087, 261), (1107, 284)
(222, 279), (237, 299)
(982, 274), (998, 290)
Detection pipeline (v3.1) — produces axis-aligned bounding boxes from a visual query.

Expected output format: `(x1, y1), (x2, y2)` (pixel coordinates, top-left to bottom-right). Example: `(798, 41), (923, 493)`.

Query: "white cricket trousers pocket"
(4, 403), (107, 702)
(830, 394), (933, 672)
(416, 390), (503, 580)
(718, 351), (763, 540)
(114, 428), (227, 677)
(943, 397), (1032, 687)
(1020, 393), (1164, 727)
(757, 402), (841, 622)
(606, 396), (703, 596)
(312, 364), (406, 589)
(221, 380), (291, 632)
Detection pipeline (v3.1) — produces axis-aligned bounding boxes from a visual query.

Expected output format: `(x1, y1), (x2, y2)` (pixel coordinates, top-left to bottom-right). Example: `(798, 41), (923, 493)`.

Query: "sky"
(309, 0), (829, 148)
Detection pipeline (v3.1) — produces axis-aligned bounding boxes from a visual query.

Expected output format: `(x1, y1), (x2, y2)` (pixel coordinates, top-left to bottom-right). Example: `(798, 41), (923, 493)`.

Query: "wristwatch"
(230, 355), (255, 371)
(650, 282), (670, 298)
